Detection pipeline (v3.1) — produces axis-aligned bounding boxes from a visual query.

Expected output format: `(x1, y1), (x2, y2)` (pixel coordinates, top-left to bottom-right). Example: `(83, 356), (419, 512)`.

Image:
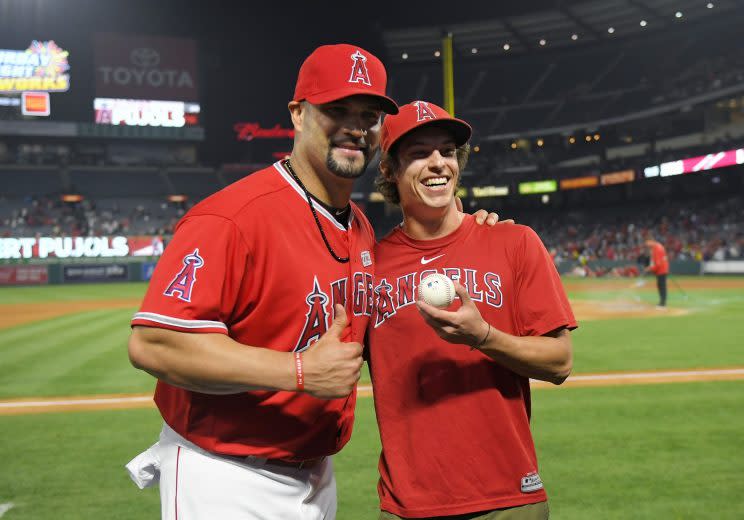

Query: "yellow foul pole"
(442, 32), (455, 116)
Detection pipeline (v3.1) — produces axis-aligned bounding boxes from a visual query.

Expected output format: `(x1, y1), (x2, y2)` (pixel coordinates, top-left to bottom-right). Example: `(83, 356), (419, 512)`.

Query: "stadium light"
(571, 34), (578, 41)
(607, 27), (615, 34)
(585, 135), (592, 142)
(537, 138), (544, 147)
(434, 50), (441, 57)
(503, 43), (511, 51)
(707, 3), (714, 8)
(471, 48), (478, 54)
(541, 194), (550, 204)
(675, 11), (683, 18)
(594, 133), (600, 141)
(402, 52), (408, 60)
(511, 142), (517, 149)
(473, 145), (480, 152)
(569, 136), (576, 144)
(539, 39), (547, 46)
(640, 20), (647, 27)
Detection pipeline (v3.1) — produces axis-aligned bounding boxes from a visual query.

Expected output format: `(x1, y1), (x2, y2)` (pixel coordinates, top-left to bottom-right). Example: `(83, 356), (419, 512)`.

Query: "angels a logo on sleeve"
(348, 50), (372, 86)
(414, 100), (436, 122)
(164, 248), (204, 302)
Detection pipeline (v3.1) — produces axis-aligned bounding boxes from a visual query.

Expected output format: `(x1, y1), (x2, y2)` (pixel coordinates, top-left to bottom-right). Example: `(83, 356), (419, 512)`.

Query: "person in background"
(645, 237), (669, 308)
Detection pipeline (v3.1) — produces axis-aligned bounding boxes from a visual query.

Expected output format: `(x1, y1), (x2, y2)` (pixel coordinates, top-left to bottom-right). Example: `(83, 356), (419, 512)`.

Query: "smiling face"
(297, 95), (383, 180)
(392, 125), (460, 215)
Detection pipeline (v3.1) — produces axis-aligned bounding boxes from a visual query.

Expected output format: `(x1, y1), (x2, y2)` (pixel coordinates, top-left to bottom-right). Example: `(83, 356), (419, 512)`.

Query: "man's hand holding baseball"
(416, 282), (490, 349)
(300, 304), (363, 399)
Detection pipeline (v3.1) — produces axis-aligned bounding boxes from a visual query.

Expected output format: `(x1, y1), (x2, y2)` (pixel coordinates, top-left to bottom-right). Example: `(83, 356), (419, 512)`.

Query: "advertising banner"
(0, 41), (70, 93)
(518, 179), (557, 195)
(645, 148), (744, 178)
(94, 33), (198, 101)
(600, 169), (635, 185)
(141, 261), (157, 281)
(0, 265), (49, 285)
(560, 176), (599, 190)
(62, 264), (129, 283)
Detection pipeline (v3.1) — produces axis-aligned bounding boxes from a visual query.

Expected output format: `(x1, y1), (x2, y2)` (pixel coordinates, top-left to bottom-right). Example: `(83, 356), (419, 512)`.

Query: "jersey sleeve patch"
(163, 248), (205, 302)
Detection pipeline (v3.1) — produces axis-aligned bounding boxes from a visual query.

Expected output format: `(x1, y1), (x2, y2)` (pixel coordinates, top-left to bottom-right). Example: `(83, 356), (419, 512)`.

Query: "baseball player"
(644, 237), (669, 307)
(368, 101), (577, 519)
(125, 44), (399, 520)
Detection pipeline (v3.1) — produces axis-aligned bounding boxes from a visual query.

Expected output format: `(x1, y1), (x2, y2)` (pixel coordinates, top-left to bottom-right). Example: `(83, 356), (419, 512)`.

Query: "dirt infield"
(0, 299), (140, 330)
(571, 299), (690, 320)
(1, 368), (742, 415)
(563, 278), (744, 291)
(0, 296), (687, 332)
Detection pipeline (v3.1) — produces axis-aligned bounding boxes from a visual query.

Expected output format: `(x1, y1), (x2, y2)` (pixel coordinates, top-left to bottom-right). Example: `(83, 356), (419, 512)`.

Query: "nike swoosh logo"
(421, 254), (445, 265)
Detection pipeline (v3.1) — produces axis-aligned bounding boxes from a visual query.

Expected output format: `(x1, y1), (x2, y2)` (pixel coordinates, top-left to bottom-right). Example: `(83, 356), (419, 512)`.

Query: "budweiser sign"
(234, 122), (295, 142)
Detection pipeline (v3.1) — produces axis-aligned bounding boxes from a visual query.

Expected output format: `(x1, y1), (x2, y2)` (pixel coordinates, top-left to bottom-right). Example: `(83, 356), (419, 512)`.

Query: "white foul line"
(558, 368), (744, 382)
(0, 503), (15, 517)
(0, 396), (152, 409)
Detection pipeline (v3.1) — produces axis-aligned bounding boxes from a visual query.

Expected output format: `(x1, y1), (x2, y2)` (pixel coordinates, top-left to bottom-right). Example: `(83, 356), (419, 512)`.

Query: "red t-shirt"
(131, 161), (376, 461)
(369, 216), (577, 517)
(650, 242), (669, 275)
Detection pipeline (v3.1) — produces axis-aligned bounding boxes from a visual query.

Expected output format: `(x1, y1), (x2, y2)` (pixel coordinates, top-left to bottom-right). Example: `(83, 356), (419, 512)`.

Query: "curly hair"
(375, 142), (471, 205)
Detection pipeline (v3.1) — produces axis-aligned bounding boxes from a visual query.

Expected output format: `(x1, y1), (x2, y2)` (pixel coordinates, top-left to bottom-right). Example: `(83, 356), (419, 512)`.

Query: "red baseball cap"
(380, 101), (472, 153)
(293, 44), (398, 114)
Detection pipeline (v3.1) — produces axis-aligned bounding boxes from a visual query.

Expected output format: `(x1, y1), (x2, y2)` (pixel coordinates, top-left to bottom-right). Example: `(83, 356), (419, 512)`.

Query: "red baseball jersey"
(650, 242), (669, 275)
(131, 161), (376, 461)
(368, 216), (577, 517)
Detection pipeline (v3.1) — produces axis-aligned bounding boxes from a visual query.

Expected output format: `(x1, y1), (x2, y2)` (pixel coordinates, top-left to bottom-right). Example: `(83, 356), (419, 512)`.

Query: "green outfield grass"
(2, 278), (744, 397)
(0, 383), (742, 519)
(1, 278), (743, 518)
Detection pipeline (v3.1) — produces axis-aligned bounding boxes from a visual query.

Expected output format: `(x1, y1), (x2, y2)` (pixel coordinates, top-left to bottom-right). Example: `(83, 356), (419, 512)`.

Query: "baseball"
(419, 273), (456, 308)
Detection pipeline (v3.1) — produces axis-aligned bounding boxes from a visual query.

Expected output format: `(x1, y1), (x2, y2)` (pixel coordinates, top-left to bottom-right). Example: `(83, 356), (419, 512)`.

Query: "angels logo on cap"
(348, 50), (372, 86)
(413, 100), (437, 122)
(292, 44), (398, 114)
(379, 100), (472, 153)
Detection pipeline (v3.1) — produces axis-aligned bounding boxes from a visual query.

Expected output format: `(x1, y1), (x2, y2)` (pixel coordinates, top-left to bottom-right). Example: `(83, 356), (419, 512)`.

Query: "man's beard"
(325, 147), (372, 179)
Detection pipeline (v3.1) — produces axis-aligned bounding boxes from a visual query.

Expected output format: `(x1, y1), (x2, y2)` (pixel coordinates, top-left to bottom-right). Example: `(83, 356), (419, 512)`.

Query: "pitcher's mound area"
(572, 300), (690, 321)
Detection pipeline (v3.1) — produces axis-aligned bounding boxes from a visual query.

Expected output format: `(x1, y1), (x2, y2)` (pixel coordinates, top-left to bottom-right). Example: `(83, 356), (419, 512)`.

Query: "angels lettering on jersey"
(294, 272), (374, 352)
(373, 268), (504, 328)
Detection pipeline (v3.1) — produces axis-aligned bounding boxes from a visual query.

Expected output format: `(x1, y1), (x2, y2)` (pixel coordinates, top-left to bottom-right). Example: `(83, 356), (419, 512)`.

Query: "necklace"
(283, 159), (350, 263)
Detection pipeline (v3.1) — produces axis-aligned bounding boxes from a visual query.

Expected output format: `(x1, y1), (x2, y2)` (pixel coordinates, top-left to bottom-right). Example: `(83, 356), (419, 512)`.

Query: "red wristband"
(294, 351), (305, 391)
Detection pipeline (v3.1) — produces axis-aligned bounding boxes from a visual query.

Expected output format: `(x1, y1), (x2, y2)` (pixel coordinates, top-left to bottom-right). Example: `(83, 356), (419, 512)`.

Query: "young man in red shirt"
(369, 101), (577, 519)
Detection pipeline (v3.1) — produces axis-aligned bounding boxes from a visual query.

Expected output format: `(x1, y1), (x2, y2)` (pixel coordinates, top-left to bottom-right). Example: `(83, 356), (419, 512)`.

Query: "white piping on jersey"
(132, 312), (228, 331)
(273, 161), (354, 232)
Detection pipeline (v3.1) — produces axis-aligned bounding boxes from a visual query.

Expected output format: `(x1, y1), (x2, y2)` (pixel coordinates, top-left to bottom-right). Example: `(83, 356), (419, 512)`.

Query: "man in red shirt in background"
(645, 238), (670, 308)
(369, 101), (576, 519)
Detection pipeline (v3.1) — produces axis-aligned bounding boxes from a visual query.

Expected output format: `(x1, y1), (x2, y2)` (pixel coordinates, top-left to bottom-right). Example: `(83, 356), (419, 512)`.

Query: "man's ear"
(288, 100), (304, 132)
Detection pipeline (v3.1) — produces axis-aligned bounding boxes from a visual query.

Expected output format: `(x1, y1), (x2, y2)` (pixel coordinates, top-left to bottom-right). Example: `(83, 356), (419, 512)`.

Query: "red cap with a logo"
(293, 44), (398, 114)
(380, 101), (472, 153)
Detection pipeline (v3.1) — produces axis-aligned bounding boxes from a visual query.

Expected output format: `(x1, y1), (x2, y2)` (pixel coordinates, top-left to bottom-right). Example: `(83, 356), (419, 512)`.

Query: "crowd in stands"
(0, 196), (189, 238)
(521, 196), (744, 273)
(5, 191), (741, 279)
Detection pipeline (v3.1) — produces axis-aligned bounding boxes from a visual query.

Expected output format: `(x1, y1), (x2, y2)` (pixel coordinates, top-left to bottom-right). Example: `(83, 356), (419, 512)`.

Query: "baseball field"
(1, 277), (743, 519)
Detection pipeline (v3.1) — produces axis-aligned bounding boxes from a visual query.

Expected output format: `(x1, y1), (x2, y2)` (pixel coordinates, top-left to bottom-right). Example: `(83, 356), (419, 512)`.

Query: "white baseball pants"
(126, 423), (337, 520)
